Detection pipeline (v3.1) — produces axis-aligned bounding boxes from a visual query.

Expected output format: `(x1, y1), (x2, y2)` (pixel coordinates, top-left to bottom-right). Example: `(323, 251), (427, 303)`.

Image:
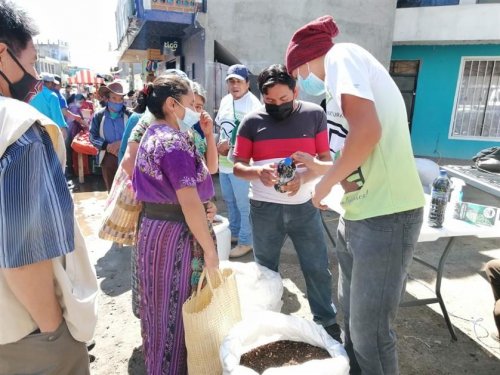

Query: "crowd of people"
(1, 1), (499, 375)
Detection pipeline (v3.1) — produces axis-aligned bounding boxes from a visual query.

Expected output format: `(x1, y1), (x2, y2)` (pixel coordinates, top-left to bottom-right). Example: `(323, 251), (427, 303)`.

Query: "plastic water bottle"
(274, 157), (296, 193)
(428, 170), (452, 228)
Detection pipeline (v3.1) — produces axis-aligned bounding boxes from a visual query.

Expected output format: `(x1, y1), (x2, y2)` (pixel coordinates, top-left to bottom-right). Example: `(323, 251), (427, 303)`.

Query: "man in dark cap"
(286, 15), (425, 374)
(215, 64), (261, 258)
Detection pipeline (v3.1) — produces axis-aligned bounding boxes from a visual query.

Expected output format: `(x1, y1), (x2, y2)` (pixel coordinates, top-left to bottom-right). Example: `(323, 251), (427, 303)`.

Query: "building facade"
(116, 0), (397, 114)
(391, 0), (500, 160)
(35, 40), (71, 77)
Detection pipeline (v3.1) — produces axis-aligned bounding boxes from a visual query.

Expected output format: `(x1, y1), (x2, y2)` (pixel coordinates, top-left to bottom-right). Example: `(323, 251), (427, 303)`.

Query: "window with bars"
(451, 59), (500, 140)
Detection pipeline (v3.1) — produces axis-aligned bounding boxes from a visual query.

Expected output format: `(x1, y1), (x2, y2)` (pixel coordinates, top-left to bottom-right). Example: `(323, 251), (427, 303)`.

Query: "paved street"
(73, 175), (500, 374)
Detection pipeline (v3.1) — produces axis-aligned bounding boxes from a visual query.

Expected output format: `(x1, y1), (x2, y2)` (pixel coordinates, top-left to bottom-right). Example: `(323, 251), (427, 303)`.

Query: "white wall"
(198, 0), (396, 113)
(394, 4), (500, 44)
(201, 0), (396, 69)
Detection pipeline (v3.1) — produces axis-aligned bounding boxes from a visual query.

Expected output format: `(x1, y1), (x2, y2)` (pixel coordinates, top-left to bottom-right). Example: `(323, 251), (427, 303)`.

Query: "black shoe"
(86, 339), (96, 352)
(325, 323), (343, 343)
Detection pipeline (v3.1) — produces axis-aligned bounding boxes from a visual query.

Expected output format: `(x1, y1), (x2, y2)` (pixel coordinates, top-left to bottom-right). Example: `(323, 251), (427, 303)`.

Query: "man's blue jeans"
(336, 207), (423, 375)
(219, 172), (252, 245)
(250, 199), (337, 327)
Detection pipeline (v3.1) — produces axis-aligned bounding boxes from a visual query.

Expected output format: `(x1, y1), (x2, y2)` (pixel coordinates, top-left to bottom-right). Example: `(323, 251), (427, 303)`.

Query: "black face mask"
(0, 48), (42, 102)
(265, 100), (294, 121)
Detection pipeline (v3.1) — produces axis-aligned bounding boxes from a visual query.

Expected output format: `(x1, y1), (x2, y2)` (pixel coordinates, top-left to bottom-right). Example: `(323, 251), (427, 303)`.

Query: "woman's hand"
(203, 251), (219, 271)
(205, 201), (217, 222)
(199, 111), (214, 137)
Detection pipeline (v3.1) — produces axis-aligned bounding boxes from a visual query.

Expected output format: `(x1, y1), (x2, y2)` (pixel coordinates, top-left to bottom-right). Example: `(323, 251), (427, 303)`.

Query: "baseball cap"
(40, 73), (56, 83)
(226, 64), (249, 81)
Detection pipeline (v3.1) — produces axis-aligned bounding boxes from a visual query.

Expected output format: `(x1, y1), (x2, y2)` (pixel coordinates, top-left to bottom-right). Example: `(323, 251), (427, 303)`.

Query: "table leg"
(320, 211), (337, 248)
(435, 237), (458, 341)
(400, 237), (458, 341)
(78, 153), (84, 184)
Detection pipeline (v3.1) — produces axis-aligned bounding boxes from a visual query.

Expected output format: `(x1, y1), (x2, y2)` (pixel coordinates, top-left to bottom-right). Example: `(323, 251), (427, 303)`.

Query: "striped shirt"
(233, 100), (329, 205)
(0, 124), (74, 268)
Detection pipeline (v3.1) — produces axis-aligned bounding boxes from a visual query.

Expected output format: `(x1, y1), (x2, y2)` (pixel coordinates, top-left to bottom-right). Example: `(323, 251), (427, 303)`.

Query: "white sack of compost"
(220, 311), (349, 375)
(220, 261), (283, 317)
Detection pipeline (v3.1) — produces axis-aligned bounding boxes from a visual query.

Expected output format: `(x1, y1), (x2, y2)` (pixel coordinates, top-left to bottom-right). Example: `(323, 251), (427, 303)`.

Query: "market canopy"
(67, 70), (104, 85)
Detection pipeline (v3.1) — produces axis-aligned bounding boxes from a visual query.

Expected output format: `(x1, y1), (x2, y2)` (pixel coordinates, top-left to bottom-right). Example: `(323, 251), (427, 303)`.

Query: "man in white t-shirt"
(286, 15), (425, 375)
(216, 64), (261, 257)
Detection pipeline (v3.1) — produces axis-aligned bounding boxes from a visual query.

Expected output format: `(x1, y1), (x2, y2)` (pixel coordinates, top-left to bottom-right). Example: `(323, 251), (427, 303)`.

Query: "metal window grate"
(452, 59), (500, 139)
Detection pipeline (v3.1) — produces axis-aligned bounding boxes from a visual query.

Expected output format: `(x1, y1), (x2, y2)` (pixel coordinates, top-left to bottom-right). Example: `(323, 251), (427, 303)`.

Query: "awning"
(67, 70), (105, 85)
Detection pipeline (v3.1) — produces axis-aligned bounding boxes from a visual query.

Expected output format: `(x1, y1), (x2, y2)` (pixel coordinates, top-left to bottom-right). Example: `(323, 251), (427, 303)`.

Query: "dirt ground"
(73, 175), (500, 374)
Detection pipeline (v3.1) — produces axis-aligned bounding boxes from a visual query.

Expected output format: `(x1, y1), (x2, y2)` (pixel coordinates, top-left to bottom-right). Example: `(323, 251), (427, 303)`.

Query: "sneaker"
(229, 244), (252, 258)
(324, 323), (342, 343)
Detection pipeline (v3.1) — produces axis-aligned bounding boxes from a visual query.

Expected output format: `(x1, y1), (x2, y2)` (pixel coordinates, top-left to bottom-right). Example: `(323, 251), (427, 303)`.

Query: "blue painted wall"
(392, 44), (500, 160)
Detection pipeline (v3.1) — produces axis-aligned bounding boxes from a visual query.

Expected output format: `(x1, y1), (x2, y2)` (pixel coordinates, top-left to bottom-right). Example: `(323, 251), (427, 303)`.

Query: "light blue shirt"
(29, 86), (67, 128)
(118, 112), (142, 162)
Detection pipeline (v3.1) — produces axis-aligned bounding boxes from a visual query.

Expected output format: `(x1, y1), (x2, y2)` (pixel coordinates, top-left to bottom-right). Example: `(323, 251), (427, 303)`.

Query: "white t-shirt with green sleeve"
(324, 43), (425, 220)
(215, 91), (261, 174)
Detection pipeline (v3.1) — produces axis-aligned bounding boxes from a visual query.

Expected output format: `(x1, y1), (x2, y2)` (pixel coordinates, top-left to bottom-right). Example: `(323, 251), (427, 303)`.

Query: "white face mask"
(174, 99), (201, 132)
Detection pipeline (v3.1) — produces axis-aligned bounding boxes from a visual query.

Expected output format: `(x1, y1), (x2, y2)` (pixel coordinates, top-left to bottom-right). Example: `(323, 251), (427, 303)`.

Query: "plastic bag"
(220, 261), (283, 318)
(220, 311), (349, 375)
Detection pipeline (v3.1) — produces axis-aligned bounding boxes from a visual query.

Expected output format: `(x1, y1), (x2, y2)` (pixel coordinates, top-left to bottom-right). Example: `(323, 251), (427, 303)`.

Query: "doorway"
(390, 60), (420, 133)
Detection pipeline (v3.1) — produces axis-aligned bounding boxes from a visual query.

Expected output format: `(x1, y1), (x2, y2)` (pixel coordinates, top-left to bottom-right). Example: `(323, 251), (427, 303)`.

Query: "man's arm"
(89, 112), (107, 150)
(62, 107), (84, 123)
(234, 157), (277, 187)
(313, 94), (381, 206)
(2, 260), (63, 333)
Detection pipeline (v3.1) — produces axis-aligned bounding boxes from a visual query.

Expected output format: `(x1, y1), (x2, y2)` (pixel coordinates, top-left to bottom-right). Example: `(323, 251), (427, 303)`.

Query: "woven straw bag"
(183, 268), (241, 375)
(98, 167), (142, 245)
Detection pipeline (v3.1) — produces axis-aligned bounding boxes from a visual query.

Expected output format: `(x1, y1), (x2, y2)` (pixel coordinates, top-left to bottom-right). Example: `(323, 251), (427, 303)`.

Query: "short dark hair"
(0, 0), (38, 56)
(258, 64), (296, 95)
(141, 75), (191, 119)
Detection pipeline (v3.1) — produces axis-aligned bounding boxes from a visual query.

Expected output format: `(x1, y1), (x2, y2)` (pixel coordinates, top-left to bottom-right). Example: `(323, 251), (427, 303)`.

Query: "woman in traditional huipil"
(132, 75), (219, 375)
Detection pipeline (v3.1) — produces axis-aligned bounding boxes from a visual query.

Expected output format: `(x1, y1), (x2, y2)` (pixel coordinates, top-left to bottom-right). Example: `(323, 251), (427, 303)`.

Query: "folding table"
(321, 186), (500, 341)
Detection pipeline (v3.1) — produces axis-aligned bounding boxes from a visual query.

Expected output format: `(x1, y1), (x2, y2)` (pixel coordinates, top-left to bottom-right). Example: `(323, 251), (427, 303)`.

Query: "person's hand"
(312, 178), (332, 210)
(199, 111), (214, 137)
(205, 201), (217, 222)
(217, 139), (230, 156)
(106, 141), (121, 156)
(292, 151), (318, 173)
(258, 163), (277, 187)
(281, 173), (302, 196)
(203, 251), (219, 271)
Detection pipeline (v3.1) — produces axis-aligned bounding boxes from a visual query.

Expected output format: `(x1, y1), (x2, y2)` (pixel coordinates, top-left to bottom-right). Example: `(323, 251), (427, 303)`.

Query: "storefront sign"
(151, 0), (198, 13)
(163, 39), (182, 56)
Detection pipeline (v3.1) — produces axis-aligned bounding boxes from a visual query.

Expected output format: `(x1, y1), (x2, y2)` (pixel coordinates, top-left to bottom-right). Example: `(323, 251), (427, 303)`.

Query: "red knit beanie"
(285, 15), (339, 74)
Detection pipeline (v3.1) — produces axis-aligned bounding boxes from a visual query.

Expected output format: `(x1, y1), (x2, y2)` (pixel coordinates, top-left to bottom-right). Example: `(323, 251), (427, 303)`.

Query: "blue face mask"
(297, 64), (325, 96)
(175, 99), (201, 133)
(107, 101), (124, 113)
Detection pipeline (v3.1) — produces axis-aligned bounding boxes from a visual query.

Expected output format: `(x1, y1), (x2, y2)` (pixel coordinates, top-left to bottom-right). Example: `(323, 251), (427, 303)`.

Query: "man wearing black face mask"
(0, 1), (98, 374)
(233, 64), (341, 342)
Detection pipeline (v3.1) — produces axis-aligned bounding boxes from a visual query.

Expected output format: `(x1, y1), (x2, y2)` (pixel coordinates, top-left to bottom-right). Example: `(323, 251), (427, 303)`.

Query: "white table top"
(322, 186), (500, 243)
